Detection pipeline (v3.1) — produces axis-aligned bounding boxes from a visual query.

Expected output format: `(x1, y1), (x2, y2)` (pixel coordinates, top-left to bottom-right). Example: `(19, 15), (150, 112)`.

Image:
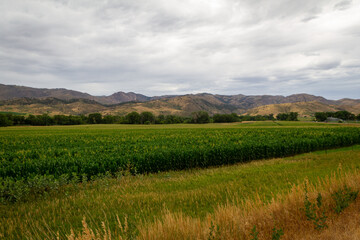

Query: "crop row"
(1, 127), (360, 178)
(1, 127), (360, 202)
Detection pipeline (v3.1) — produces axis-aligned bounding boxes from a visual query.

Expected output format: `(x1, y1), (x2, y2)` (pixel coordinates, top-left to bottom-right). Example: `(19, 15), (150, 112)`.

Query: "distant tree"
(276, 113), (288, 121)
(166, 115), (184, 124)
(191, 111), (210, 124)
(88, 113), (102, 124)
(25, 115), (36, 125)
(357, 114), (360, 121)
(315, 112), (327, 122)
(102, 115), (116, 124)
(276, 112), (298, 121)
(268, 114), (275, 120)
(24, 114), (53, 126)
(68, 115), (84, 125)
(213, 113), (239, 123)
(125, 112), (141, 124)
(315, 111), (356, 121)
(140, 112), (155, 124)
(54, 115), (69, 125)
(254, 115), (265, 121)
(239, 115), (252, 121)
(325, 112), (335, 118)
(11, 115), (25, 125)
(288, 112), (298, 121)
(334, 111), (355, 120)
(156, 114), (165, 124)
(39, 114), (54, 125)
(0, 114), (12, 127)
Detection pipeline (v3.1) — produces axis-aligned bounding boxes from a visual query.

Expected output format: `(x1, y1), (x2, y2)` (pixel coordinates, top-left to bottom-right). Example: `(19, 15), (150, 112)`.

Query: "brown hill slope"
(0, 84), (353, 107)
(0, 84), (93, 100)
(211, 93), (333, 109)
(1, 84), (359, 116)
(246, 101), (360, 117)
(107, 95), (241, 116)
(114, 93), (336, 116)
(0, 84), (149, 104)
(1, 97), (360, 117)
(0, 98), (107, 115)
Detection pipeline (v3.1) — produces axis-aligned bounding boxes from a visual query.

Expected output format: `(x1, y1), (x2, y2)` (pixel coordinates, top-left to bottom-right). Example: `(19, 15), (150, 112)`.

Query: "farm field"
(1, 122), (360, 239)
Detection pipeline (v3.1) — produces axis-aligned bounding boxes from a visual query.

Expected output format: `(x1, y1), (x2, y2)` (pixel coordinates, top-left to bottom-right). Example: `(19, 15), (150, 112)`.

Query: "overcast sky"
(1, 0), (360, 99)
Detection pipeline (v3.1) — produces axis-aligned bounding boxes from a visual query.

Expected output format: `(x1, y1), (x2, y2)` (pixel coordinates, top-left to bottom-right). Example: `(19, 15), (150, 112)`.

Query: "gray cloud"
(334, 0), (352, 10)
(0, 0), (360, 99)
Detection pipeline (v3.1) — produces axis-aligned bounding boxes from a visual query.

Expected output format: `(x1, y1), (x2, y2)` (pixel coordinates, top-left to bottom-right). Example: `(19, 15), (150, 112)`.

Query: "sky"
(1, 0), (360, 99)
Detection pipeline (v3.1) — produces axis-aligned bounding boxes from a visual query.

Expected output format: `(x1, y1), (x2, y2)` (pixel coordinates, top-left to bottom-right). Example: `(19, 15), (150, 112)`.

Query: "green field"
(1, 122), (360, 239)
(2, 123), (359, 180)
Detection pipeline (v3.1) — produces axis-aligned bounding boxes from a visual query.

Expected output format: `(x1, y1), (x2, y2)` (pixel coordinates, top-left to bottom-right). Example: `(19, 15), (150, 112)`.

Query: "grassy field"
(2, 122), (359, 183)
(1, 122), (360, 239)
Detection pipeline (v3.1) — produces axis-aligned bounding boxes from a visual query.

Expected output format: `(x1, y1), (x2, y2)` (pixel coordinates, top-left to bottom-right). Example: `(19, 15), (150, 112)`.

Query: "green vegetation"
(1, 124), (360, 203)
(1, 123), (360, 239)
(190, 111), (210, 123)
(0, 111), (305, 127)
(303, 187), (328, 230)
(276, 112), (298, 121)
(315, 110), (360, 122)
(1, 143), (360, 239)
(0, 111), (26, 115)
(271, 227), (284, 240)
(213, 113), (239, 123)
(332, 185), (358, 214)
(239, 114), (275, 121)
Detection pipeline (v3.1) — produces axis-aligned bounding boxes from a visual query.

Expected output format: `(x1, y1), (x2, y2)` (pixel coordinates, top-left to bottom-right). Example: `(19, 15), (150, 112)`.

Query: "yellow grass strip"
(67, 168), (360, 239)
(137, 169), (360, 240)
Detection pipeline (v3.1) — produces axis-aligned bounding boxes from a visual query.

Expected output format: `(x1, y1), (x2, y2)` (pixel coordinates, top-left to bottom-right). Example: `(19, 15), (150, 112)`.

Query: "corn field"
(1, 126), (360, 202)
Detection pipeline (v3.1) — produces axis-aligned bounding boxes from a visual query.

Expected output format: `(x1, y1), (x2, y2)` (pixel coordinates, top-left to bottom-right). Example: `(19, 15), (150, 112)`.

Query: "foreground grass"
(1, 145), (360, 239)
(4, 122), (359, 204)
(138, 167), (360, 240)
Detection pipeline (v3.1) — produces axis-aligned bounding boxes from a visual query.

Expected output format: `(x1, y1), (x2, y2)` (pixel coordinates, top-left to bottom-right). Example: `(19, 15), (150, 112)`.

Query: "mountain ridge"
(0, 83), (359, 116)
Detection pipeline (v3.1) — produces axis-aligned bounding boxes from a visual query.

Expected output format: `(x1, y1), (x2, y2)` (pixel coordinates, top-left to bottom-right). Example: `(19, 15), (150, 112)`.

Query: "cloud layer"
(1, 0), (359, 99)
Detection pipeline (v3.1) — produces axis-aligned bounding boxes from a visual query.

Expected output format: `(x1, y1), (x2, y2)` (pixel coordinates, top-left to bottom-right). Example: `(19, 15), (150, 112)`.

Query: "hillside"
(246, 101), (360, 117)
(0, 98), (107, 115)
(0, 84), (150, 105)
(108, 93), (360, 117)
(0, 84), (359, 116)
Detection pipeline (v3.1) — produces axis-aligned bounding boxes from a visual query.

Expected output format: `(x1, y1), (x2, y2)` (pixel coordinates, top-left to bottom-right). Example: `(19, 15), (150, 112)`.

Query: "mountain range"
(0, 83), (359, 117)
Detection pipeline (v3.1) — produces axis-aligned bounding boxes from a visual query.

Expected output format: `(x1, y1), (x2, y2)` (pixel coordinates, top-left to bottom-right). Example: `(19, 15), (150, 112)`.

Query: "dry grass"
(64, 168), (360, 239)
(137, 169), (360, 240)
(3, 146), (360, 239)
(67, 216), (130, 240)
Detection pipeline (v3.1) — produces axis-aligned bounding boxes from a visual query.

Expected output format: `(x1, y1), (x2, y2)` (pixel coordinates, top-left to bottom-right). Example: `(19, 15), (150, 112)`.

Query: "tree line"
(0, 111), (299, 127)
(314, 111), (360, 122)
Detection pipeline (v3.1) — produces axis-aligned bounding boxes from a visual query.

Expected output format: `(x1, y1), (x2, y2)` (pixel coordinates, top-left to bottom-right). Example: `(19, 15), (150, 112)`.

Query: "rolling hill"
(0, 84), (359, 116)
(0, 84), (150, 105)
(245, 101), (360, 117)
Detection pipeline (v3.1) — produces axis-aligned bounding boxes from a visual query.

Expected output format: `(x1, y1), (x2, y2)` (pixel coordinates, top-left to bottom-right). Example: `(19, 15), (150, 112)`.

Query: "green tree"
(156, 114), (165, 124)
(315, 112), (327, 122)
(54, 115), (69, 125)
(334, 111), (355, 120)
(140, 112), (155, 124)
(0, 114), (13, 127)
(276, 112), (298, 121)
(191, 111), (210, 124)
(102, 115), (116, 124)
(88, 113), (102, 124)
(288, 112), (298, 121)
(125, 112), (141, 124)
(213, 113), (239, 123)
(276, 113), (288, 121)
